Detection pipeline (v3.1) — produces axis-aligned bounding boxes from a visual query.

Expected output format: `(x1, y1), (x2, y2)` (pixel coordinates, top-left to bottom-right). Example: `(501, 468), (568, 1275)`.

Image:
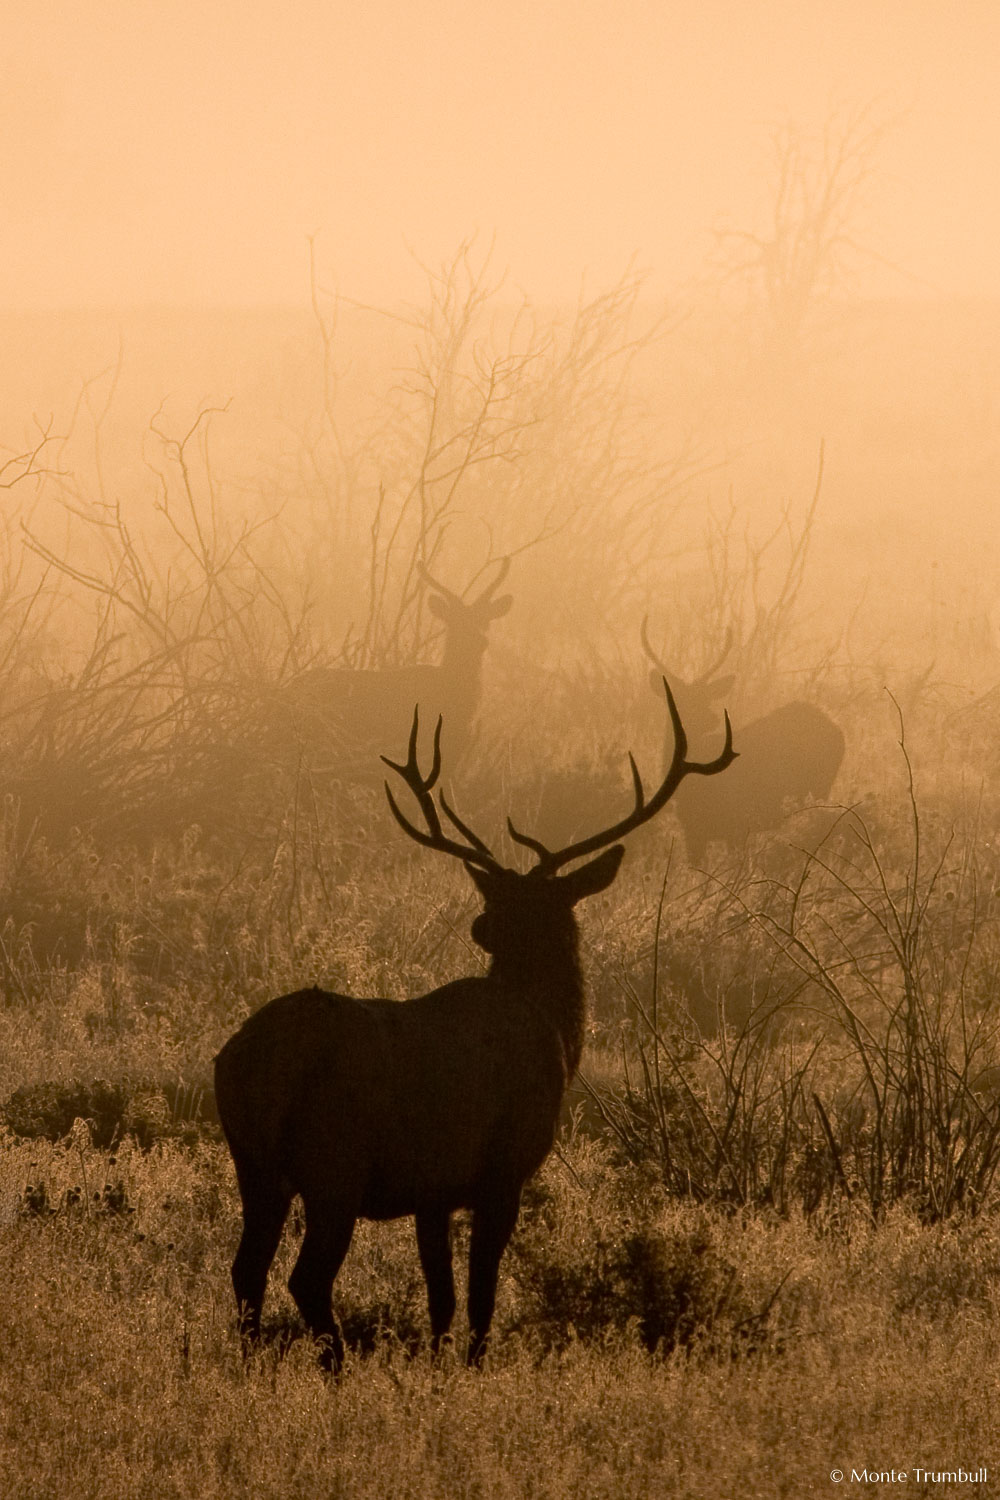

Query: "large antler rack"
(381, 709), (500, 872)
(384, 678), (736, 879)
(507, 677), (737, 875)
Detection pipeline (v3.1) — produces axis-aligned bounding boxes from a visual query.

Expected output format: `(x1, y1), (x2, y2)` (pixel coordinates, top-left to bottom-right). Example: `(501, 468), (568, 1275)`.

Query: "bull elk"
(641, 619), (844, 865)
(214, 683), (735, 1369)
(275, 559), (513, 776)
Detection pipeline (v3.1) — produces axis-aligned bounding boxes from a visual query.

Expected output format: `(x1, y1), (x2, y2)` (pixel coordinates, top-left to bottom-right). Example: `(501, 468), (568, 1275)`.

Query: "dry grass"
(1, 1133), (998, 1500)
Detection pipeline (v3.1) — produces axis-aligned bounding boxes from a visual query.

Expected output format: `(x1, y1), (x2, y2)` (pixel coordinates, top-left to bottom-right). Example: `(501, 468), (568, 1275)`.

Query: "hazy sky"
(3, 0), (999, 308)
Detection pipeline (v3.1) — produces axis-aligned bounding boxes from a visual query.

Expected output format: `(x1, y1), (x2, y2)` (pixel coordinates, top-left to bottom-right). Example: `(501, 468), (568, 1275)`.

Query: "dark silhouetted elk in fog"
(214, 685), (735, 1370)
(641, 619), (844, 865)
(274, 559), (512, 777)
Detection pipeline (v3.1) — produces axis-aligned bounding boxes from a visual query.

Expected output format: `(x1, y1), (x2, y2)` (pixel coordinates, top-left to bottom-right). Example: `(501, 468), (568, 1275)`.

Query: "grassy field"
(1, 1129), (998, 1498)
(2, 760), (999, 1497)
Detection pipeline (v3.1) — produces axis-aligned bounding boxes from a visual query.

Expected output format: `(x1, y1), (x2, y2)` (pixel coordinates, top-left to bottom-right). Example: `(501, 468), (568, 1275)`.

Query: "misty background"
(1, 0), (999, 846)
(4, 0), (998, 306)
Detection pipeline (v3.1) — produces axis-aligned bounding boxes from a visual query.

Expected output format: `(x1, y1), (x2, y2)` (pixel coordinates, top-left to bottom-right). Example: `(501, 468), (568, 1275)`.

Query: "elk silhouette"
(214, 683), (735, 1370)
(641, 619), (844, 865)
(275, 560), (513, 776)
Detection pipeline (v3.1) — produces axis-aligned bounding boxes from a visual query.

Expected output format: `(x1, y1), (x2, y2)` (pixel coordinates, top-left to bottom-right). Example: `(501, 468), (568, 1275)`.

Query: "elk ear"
(465, 862), (499, 900)
(558, 845), (626, 905)
(486, 594), (513, 619)
(427, 594), (450, 621)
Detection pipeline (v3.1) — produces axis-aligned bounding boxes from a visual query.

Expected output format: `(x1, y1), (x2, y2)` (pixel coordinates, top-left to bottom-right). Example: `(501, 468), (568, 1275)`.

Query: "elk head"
(418, 558), (513, 651)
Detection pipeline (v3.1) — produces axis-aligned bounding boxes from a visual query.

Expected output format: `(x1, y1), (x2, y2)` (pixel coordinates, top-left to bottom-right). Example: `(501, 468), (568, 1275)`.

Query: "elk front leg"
(416, 1208), (456, 1353)
(466, 1191), (520, 1366)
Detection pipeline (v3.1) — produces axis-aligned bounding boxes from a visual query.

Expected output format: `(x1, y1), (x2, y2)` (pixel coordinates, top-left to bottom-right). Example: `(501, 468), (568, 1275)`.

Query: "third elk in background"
(275, 559), (513, 780)
(641, 619), (845, 865)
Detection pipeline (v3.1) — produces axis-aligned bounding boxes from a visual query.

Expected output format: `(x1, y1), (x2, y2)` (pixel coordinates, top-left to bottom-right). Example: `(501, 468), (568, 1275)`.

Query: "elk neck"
(485, 914), (587, 1079)
(439, 626), (487, 694)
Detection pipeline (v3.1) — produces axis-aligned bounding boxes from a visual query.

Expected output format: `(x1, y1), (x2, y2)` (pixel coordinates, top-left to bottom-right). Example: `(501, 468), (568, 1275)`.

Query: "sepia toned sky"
(2, 0), (998, 308)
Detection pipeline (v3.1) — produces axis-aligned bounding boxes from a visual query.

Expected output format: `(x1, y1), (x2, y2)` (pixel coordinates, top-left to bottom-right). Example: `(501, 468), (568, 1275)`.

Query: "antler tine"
(506, 816), (554, 863)
(694, 626), (735, 686)
(439, 789), (497, 861)
(528, 677), (736, 875)
(639, 614), (665, 670)
(380, 704), (442, 795)
(416, 561), (461, 606)
(381, 707), (498, 868)
(482, 555), (511, 597)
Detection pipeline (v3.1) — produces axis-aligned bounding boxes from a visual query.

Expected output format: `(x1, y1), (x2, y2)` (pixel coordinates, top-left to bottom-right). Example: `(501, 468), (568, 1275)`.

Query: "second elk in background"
(641, 619), (845, 865)
(273, 559), (513, 781)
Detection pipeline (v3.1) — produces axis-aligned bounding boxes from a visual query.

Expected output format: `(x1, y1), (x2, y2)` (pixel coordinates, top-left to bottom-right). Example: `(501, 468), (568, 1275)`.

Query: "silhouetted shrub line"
(3, 1076), (219, 1150)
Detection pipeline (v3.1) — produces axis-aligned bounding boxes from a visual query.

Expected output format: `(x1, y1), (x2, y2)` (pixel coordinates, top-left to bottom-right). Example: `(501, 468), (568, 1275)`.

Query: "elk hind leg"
(415, 1208), (456, 1353)
(231, 1162), (292, 1345)
(287, 1192), (357, 1372)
